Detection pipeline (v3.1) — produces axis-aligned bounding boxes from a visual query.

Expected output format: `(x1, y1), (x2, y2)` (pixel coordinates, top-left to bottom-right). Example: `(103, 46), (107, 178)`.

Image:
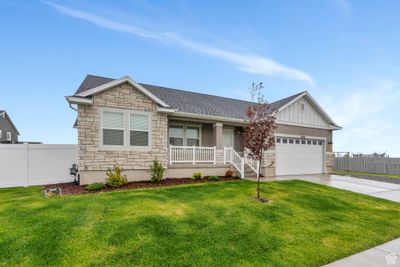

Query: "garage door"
(275, 137), (324, 175)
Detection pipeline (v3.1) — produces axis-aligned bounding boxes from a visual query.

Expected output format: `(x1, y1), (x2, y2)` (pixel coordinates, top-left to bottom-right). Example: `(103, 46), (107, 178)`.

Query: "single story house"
(67, 74), (342, 185)
(0, 110), (20, 143)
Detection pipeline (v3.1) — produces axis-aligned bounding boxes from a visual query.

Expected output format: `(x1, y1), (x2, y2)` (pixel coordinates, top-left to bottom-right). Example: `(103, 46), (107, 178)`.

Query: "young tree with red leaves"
(244, 82), (277, 199)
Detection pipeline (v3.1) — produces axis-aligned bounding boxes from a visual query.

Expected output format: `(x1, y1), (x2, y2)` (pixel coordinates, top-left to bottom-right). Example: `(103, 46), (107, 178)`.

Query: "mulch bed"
(45, 176), (241, 195)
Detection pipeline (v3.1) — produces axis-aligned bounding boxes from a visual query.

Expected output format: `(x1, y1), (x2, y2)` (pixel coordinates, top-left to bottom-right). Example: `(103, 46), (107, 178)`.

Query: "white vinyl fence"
(0, 144), (78, 188)
(334, 157), (400, 175)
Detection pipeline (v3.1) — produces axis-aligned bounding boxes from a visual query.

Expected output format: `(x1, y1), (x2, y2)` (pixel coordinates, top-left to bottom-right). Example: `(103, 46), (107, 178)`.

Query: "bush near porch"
(1, 180), (400, 266)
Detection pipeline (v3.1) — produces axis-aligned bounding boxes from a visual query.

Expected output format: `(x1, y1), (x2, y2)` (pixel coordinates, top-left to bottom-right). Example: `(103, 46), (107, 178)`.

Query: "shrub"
(208, 175), (220, 181)
(150, 160), (165, 183)
(86, 182), (105, 191)
(106, 165), (128, 187)
(192, 172), (203, 180)
(225, 169), (234, 178)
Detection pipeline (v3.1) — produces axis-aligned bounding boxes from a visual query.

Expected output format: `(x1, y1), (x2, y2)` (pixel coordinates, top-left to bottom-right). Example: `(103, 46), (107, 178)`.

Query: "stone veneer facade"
(77, 82), (168, 184)
(76, 82), (335, 184)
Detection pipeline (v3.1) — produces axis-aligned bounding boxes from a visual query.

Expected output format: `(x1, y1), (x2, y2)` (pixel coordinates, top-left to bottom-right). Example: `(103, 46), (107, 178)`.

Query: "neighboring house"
(0, 110), (19, 143)
(353, 152), (388, 158)
(67, 74), (342, 185)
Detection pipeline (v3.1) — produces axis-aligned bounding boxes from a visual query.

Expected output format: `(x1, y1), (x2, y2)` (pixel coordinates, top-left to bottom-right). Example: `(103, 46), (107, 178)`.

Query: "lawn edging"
(45, 176), (241, 195)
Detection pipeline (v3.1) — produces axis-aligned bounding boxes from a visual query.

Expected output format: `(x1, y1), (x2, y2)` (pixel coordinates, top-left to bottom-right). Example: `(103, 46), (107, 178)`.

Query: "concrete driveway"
(268, 174), (400, 203)
(262, 174), (400, 266)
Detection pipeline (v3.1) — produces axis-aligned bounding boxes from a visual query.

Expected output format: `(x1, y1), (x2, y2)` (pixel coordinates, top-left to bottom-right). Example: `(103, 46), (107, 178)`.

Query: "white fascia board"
(276, 120), (341, 130)
(76, 76), (170, 108)
(276, 92), (308, 112)
(170, 111), (246, 125)
(276, 91), (341, 128)
(65, 96), (93, 105)
(157, 107), (177, 113)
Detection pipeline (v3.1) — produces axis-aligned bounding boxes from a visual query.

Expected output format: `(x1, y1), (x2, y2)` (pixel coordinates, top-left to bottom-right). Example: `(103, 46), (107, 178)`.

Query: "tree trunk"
(256, 159), (261, 199)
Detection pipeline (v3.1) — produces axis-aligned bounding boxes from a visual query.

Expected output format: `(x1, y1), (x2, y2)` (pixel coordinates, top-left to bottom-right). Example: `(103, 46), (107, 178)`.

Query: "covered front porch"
(167, 119), (259, 178)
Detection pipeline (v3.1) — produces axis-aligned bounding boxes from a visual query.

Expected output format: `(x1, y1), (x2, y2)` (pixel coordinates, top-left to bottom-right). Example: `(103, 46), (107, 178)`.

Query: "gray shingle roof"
(75, 75), (115, 95)
(74, 74), (304, 120)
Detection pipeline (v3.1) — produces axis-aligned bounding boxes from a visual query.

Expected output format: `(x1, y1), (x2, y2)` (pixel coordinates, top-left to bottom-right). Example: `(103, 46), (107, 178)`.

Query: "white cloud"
(317, 80), (400, 155)
(318, 80), (400, 126)
(43, 1), (314, 84)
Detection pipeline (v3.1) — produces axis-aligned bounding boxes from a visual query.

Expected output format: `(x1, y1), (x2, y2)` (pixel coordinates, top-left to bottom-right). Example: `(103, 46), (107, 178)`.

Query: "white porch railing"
(244, 149), (260, 174)
(224, 147), (245, 178)
(169, 146), (216, 164)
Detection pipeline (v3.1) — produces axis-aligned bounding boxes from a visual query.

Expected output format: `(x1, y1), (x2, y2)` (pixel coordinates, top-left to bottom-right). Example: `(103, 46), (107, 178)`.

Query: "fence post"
(214, 147), (216, 165)
(241, 157), (244, 179)
(224, 147), (228, 164)
(192, 146), (195, 165)
(364, 158), (366, 172)
(169, 145), (172, 164)
(25, 143), (29, 187)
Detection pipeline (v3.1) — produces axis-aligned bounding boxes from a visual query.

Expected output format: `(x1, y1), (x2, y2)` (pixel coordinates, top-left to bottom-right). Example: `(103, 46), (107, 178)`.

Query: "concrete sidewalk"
(259, 174), (400, 266)
(324, 239), (400, 267)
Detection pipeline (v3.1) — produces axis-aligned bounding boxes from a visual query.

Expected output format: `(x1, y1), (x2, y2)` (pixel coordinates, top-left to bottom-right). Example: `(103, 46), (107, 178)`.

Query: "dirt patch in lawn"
(45, 177), (240, 195)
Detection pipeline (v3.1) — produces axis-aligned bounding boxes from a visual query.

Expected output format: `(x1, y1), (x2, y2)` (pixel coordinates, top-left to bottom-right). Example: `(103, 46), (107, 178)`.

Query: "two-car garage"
(275, 136), (325, 175)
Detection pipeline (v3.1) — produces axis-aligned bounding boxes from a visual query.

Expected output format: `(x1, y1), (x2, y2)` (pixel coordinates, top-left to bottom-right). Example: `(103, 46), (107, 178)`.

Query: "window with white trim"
(186, 126), (200, 146)
(130, 114), (149, 146)
(7, 131), (11, 141)
(101, 109), (151, 148)
(103, 111), (124, 146)
(169, 124), (201, 146)
(169, 125), (184, 146)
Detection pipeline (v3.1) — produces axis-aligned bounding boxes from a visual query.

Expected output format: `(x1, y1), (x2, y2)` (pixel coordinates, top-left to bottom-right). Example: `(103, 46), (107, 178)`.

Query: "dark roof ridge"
(139, 82), (256, 105)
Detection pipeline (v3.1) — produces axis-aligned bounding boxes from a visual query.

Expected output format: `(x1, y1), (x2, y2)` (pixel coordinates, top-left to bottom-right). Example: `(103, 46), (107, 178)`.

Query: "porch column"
(213, 123), (223, 149)
(213, 123), (224, 164)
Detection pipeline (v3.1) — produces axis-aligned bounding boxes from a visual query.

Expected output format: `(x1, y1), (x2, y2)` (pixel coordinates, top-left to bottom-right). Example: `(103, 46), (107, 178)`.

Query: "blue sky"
(1, 0), (400, 155)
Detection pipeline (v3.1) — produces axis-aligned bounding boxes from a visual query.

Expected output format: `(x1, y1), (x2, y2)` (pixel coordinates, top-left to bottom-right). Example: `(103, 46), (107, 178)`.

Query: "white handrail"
(224, 147), (244, 178)
(244, 149), (259, 174)
(224, 147), (260, 178)
(170, 146), (216, 164)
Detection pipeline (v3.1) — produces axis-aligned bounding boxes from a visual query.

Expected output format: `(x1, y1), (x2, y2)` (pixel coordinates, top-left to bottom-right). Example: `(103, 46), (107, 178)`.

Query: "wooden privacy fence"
(334, 157), (400, 175)
(0, 144), (78, 188)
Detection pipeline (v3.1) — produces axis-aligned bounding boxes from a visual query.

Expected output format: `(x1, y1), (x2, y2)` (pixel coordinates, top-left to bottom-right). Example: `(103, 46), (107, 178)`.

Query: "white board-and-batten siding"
(276, 97), (328, 128)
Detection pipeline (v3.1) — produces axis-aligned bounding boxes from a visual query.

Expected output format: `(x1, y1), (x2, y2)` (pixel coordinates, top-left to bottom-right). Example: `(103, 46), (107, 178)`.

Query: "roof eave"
(76, 76), (170, 108)
(66, 96), (93, 105)
(169, 111), (247, 125)
(276, 91), (342, 129)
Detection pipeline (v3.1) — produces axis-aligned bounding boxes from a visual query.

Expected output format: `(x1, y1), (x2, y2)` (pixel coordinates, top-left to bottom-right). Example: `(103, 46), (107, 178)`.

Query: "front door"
(223, 128), (234, 148)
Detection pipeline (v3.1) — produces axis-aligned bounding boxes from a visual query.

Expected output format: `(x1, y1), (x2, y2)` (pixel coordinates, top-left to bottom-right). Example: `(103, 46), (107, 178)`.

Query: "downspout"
(69, 103), (78, 111)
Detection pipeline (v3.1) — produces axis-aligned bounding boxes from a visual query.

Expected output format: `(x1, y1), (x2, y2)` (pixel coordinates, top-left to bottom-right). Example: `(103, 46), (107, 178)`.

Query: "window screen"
(169, 125), (184, 146)
(103, 111), (124, 145)
(186, 126), (200, 146)
(130, 114), (149, 146)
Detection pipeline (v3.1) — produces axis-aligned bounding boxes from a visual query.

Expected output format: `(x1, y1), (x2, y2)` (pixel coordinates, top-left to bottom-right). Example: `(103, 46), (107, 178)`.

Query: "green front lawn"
(335, 170), (400, 179)
(1, 180), (400, 266)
